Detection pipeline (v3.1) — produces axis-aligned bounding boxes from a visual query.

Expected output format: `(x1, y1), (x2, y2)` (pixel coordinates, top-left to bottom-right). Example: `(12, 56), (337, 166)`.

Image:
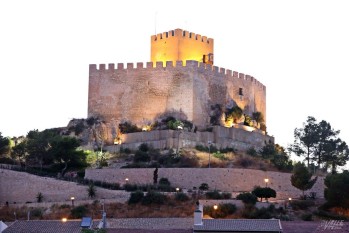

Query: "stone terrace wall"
(0, 169), (129, 204)
(107, 126), (274, 152)
(85, 168), (324, 200)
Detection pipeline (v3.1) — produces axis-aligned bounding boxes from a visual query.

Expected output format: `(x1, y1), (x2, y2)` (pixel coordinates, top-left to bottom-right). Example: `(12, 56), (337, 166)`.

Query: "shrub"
(313, 210), (348, 220)
(206, 190), (222, 199)
(199, 183), (209, 191)
(159, 177), (171, 186)
(247, 147), (258, 157)
(70, 205), (88, 219)
(236, 192), (257, 205)
(128, 191), (144, 204)
(204, 203), (237, 218)
(142, 191), (167, 205)
(124, 183), (139, 192)
(87, 184), (96, 198)
(31, 208), (43, 218)
(289, 200), (315, 210)
(139, 143), (149, 152)
(175, 192), (189, 202)
(235, 156), (253, 168)
(221, 192), (232, 199)
(301, 213), (313, 221)
(36, 192), (44, 203)
(119, 122), (141, 134)
(213, 151), (225, 160)
(134, 150), (150, 162)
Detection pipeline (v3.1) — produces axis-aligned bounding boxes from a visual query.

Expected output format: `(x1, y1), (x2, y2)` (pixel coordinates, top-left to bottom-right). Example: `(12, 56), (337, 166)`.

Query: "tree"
(50, 136), (87, 176)
(226, 106), (243, 124)
(291, 162), (318, 198)
(0, 132), (10, 155)
(324, 171), (349, 208)
(252, 186), (276, 202)
(252, 112), (264, 128)
(12, 141), (27, 167)
(288, 116), (319, 167)
(322, 139), (349, 174)
(36, 192), (44, 203)
(236, 192), (257, 206)
(87, 184), (96, 198)
(199, 183), (209, 191)
(153, 167), (158, 184)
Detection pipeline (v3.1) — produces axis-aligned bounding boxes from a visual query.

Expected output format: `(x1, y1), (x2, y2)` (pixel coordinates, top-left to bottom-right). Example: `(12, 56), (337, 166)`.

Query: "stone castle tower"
(88, 29), (266, 143)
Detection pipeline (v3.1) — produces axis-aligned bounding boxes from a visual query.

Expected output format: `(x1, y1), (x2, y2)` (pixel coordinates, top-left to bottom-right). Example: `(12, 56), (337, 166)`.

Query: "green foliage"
(246, 147), (258, 157)
(205, 190), (231, 200)
(86, 117), (98, 126)
(236, 192), (257, 205)
(159, 177), (171, 186)
(291, 162), (318, 197)
(124, 183), (138, 192)
(153, 167), (158, 184)
(141, 191), (167, 205)
(260, 141), (293, 171)
(134, 150), (150, 162)
(68, 120), (85, 135)
(252, 186), (276, 201)
(81, 229), (107, 233)
(175, 192), (189, 201)
(226, 106), (243, 123)
(30, 208), (43, 218)
(301, 213), (313, 221)
(324, 170), (349, 208)
(70, 205), (88, 218)
(128, 191), (144, 204)
(167, 119), (184, 130)
(289, 200), (315, 210)
(87, 184), (96, 198)
(243, 205), (277, 219)
(204, 203), (237, 218)
(243, 114), (253, 127)
(119, 121), (141, 134)
(36, 192), (44, 203)
(199, 183), (209, 191)
(0, 132), (10, 155)
(213, 151), (225, 160)
(313, 210), (348, 220)
(252, 112), (265, 128)
(139, 143), (149, 152)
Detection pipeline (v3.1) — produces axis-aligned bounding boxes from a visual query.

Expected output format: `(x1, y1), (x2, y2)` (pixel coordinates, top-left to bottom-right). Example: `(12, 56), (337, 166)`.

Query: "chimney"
(194, 203), (203, 225)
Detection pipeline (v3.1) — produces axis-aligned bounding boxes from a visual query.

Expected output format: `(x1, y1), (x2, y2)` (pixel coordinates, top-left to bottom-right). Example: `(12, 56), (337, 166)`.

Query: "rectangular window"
(239, 88), (243, 96)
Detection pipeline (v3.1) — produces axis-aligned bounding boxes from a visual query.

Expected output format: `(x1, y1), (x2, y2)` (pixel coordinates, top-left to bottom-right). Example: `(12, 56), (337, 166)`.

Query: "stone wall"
(88, 60), (266, 143)
(0, 169), (129, 204)
(105, 126), (274, 152)
(85, 168), (324, 200)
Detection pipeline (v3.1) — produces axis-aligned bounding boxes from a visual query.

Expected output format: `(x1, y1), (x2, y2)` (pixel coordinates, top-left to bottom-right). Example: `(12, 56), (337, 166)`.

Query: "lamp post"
(70, 197), (75, 207)
(213, 204), (218, 210)
(264, 178), (269, 187)
(177, 125), (183, 156)
(176, 187), (180, 193)
(208, 141), (212, 168)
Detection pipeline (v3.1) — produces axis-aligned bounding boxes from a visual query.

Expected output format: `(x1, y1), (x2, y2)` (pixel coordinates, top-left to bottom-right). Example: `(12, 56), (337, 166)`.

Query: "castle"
(88, 29), (270, 149)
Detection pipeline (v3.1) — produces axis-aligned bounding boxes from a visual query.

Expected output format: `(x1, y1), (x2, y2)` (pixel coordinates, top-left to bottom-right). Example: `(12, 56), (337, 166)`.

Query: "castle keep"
(88, 29), (268, 148)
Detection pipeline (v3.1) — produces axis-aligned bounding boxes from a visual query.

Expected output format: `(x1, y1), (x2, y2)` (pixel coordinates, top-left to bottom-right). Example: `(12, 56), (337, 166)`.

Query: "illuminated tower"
(151, 28), (214, 65)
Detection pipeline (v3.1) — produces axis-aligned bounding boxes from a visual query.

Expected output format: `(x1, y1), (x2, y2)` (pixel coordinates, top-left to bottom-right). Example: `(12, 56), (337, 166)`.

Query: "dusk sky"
(1, 0), (348, 164)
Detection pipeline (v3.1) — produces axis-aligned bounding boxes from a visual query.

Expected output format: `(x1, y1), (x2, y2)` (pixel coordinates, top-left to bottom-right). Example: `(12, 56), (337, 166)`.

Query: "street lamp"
(125, 178), (129, 183)
(176, 187), (180, 192)
(213, 204), (218, 210)
(62, 217), (67, 222)
(177, 125), (183, 156)
(70, 197), (75, 207)
(208, 141), (212, 168)
(264, 178), (269, 187)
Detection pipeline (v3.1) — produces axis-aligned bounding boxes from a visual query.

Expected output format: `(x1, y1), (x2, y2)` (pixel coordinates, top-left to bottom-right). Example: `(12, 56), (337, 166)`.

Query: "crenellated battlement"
(151, 28), (213, 44)
(89, 60), (266, 90)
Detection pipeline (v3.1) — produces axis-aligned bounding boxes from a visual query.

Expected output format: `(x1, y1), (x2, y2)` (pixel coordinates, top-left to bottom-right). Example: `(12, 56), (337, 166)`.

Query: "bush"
(247, 147), (258, 157)
(124, 183), (139, 192)
(31, 208), (43, 218)
(87, 184), (96, 198)
(134, 150), (150, 162)
(252, 186), (277, 202)
(236, 192), (257, 205)
(235, 156), (253, 168)
(142, 191), (167, 205)
(175, 192), (189, 202)
(159, 177), (171, 186)
(290, 200), (315, 210)
(301, 213), (313, 221)
(36, 192), (44, 203)
(221, 192), (232, 199)
(138, 143), (149, 152)
(71, 205), (88, 218)
(199, 183), (209, 191)
(313, 210), (348, 220)
(206, 190), (222, 199)
(128, 191), (144, 204)
(119, 122), (141, 134)
(204, 203), (237, 218)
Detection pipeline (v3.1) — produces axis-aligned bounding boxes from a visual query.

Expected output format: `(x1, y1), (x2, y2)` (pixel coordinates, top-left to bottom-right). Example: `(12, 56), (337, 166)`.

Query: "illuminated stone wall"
(151, 29), (214, 65)
(85, 168), (325, 199)
(88, 61), (266, 143)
